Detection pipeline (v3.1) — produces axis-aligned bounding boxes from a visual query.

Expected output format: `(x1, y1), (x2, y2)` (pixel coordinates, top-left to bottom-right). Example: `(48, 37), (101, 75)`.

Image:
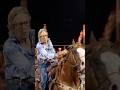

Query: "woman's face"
(12, 13), (30, 41)
(39, 31), (48, 44)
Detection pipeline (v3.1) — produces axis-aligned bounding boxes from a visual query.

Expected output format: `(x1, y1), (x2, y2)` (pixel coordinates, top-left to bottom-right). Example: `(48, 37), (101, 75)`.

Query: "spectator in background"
(3, 6), (35, 90)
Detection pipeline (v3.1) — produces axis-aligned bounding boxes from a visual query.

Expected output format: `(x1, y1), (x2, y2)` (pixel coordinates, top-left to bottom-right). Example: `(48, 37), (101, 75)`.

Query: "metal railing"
(53, 45), (70, 46)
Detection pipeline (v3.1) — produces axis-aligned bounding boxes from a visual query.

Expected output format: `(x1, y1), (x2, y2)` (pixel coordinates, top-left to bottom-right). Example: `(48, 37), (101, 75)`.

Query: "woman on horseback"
(36, 24), (58, 90)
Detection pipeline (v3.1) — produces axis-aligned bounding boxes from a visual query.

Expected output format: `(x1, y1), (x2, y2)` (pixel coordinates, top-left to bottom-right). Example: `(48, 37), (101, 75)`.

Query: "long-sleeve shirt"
(3, 29), (35, 79)
(36, 38), (56, 68)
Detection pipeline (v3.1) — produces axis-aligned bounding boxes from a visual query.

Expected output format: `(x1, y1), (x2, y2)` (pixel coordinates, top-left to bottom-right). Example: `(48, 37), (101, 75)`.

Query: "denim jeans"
(40, 67), (48, 90)
(5, 79), (34, 90)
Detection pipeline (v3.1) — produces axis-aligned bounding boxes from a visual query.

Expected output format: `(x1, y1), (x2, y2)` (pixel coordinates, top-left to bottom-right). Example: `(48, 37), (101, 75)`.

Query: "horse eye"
(82, 62), (84, 65)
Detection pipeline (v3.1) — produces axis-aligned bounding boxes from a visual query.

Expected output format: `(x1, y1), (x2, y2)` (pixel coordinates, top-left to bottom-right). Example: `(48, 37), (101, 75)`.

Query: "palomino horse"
(48, 45), (81, 90)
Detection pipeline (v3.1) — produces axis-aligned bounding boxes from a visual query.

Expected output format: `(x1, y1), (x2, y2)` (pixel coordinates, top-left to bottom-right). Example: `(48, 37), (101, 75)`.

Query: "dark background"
(28, 0), (85, 45)
(0, 0), (115, 46)
(86, 0), (116, 44)
(0, 0), (85, 46)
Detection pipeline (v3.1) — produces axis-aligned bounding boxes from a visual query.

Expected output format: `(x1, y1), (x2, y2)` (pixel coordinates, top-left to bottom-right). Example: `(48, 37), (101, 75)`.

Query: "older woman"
(36, 25), (57, 90)
(3, 6), (35, 90)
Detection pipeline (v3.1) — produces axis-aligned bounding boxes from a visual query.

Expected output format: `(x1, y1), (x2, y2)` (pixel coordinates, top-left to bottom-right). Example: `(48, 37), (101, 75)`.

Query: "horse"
(85, 45), (99, 90)
(48, 45), (81, 90)
(86, 39), (120, 90)
(99, 41), (120, 90)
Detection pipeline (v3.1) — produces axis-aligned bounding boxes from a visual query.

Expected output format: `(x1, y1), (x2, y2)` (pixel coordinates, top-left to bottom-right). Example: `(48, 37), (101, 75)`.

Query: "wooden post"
(83, 24), (85, 45)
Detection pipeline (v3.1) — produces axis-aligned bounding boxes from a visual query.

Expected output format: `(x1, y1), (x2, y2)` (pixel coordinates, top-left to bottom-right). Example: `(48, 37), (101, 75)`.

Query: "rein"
(50, 48), (81, 90)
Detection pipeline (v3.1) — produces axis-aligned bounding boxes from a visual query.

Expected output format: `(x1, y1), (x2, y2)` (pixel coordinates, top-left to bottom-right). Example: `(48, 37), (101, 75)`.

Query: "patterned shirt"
(36, 38), (56, 68)
(3, 29), (35, 79)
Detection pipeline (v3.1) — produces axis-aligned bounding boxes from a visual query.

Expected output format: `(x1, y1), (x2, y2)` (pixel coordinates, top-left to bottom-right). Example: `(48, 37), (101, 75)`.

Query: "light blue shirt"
(36, 38), (56, 67)
(3, 29), (35, 79)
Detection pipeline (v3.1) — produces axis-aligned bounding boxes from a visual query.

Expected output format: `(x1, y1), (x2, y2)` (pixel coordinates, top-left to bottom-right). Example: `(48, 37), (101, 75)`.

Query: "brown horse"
(86, 40), (113, 90)
(85, 45), (98, 90)
(48, 45), (81, 90)
(85, 8), (118, 90)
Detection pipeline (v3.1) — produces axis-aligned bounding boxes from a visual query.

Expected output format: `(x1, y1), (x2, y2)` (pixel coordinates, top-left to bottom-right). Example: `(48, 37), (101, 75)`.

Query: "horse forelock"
(68, 47), (80, 63)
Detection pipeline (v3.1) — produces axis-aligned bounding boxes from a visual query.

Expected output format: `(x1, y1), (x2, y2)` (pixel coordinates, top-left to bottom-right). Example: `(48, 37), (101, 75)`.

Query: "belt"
(7, 77), (34, 84)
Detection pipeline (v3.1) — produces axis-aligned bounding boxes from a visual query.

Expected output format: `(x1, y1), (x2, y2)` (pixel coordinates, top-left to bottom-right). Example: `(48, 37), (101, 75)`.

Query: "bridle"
(51, 47), (81, 90)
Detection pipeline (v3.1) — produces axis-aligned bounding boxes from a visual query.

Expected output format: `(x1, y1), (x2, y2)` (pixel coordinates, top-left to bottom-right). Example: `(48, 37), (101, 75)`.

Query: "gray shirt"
(3, 29), (35, 79)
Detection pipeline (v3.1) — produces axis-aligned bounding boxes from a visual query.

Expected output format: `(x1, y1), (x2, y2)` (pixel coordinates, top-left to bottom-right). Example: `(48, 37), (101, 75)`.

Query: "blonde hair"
(7, 6), (31, 31)
(38, 28), (48, 42)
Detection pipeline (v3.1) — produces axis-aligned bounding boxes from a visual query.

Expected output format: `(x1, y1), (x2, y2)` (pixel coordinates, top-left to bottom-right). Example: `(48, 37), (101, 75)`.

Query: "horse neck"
(56, 59), (79, 87)
(65, 61), (80, 87)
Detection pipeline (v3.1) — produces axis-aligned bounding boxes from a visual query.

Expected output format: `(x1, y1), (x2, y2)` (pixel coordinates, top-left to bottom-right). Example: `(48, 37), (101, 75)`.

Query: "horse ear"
(72, 39), (76, 47)
(90, 31), (97, 44)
